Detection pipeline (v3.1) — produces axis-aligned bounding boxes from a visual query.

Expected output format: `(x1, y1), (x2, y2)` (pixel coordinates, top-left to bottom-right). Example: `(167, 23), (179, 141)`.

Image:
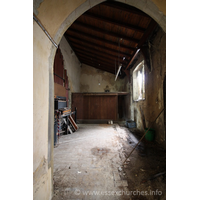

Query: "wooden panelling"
(72, 93), (84, 119)
(72, 93), (118, 120)
(54, 48), (64, 85)
(54, 47), (69, 102)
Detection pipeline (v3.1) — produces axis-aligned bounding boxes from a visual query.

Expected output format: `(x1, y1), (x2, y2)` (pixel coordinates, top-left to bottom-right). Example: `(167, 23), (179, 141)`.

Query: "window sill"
(133, 98), (145, 102)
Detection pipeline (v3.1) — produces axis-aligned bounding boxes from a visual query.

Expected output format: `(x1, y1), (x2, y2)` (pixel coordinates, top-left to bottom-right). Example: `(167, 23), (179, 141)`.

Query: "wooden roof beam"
(80, 59), (115, 74)
(66, 33), (133, 53)
(78, 55), (115, 67)
(137, 20), (157, 46)
(124, 19), (157, 70)
(84, 12), (146, 33)
(125, 48), (140, 70)
(75, 48), (128, 65)
(67, 29), (134, 52)
(102, 1), (150, 18)
(65, 34), (132, 56)
(73, 21), (140, 44)
(69, 40), (132, 59)
(71, 43), (131, 60)
(77, 53), (116, 67)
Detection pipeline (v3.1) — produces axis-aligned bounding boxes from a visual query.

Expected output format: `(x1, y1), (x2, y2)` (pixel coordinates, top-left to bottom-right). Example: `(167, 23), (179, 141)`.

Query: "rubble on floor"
(52, 124), (166, 200)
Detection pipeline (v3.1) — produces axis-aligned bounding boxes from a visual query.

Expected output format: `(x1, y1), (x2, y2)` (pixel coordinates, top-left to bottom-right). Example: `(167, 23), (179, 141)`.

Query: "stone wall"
(129, 27), (166, 146)
(80, 64), (127, 93)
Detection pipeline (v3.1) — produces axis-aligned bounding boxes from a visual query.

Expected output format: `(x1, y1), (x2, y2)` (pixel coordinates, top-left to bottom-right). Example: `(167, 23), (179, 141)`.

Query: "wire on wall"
(33, 14), (58, 48)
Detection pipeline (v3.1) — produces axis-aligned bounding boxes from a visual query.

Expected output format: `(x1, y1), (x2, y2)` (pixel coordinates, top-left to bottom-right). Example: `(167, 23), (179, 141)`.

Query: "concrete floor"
(52, 124), (166, 200)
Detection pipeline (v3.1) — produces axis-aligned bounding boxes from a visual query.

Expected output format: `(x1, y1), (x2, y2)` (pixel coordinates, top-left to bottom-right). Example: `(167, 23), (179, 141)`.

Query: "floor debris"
(52, 124), (166, 200)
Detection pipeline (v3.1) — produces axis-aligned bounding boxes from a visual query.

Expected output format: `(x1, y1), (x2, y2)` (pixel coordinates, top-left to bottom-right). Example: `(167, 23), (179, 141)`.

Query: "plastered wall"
(80, 64), (127, 93)
(33, 21), (54, 200)
(129, 27), (166, 146)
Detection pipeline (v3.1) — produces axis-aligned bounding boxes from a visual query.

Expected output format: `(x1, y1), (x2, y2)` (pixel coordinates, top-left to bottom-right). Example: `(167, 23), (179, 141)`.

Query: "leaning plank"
(69, 115), (78, 131)
(68, 126), (73, 134)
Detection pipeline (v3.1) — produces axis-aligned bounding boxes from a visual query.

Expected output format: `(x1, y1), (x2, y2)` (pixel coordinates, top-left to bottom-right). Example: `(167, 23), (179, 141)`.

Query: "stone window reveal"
(133, 60), (145, 101)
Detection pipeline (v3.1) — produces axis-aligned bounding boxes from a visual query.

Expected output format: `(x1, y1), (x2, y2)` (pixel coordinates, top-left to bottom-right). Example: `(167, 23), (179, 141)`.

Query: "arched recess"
(47, 0), (166, 150)
(51, 0), (165, 186)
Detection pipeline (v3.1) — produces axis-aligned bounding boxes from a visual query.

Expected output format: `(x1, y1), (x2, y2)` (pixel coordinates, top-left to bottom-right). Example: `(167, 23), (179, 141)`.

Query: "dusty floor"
(52, 124), (166, 200)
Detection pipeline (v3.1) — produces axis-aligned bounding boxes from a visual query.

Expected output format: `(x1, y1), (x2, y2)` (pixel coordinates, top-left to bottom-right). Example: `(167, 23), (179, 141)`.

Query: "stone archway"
(48, 0), (166, 170)
(54, 0), (166, 44)
(33, 1), (166, 199)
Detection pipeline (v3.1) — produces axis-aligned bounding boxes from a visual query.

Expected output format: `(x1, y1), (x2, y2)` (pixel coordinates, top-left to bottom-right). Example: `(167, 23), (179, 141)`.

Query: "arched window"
(133, 60), (145, 101)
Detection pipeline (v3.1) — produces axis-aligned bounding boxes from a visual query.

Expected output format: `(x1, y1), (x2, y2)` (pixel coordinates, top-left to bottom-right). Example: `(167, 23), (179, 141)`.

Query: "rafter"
(67, 28), (134, 52)
(69, 40), (131, 59)
(84, 12), (146, 33)
(64, 2), (157, 76)
(66, 33), (133, 53)
(125, 48), (140, 70)
(75, 48), (128, 65)
(72, 21), (140, 44)
(80, 59), (115, 74)
(137, 20), (157, 47)
(102, 1), (149, 18)
(78, 55), (115, 67)
(65, 34), (132, 56)
(71, 43), (131, 60)
(77, 53), (116, 67)
(125, 19), (157, 70)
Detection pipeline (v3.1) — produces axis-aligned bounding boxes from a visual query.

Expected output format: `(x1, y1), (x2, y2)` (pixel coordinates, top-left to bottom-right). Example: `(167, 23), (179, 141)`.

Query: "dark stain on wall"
(129, 27), (166, 147)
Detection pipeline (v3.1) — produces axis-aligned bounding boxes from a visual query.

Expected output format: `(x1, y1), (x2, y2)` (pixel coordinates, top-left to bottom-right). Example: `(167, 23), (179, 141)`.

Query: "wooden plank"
(137, 19), (157, 47)
(65, 35), (132, 57)
(68, 126), (73, 134)
(84, 12), (146, 33)
(72, 93), (119, 120)
(69, 115), (78, 131)
(67, 29), (134, 52)
(66, 34), (133, 54)
(71, 93), (84, 119)
(53, 47), (64, 85)
(76, 51), (122, 66)
(124, 20), (157, 70)
(73, 92), (128, 95)
(71, 43), (131, 60)
(83, 93), (118, 96)
(74, 47), (128, 64)
(125, 48), (140, 70)
(72, 21), (140, 44)
(102, 1), (150, 18)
